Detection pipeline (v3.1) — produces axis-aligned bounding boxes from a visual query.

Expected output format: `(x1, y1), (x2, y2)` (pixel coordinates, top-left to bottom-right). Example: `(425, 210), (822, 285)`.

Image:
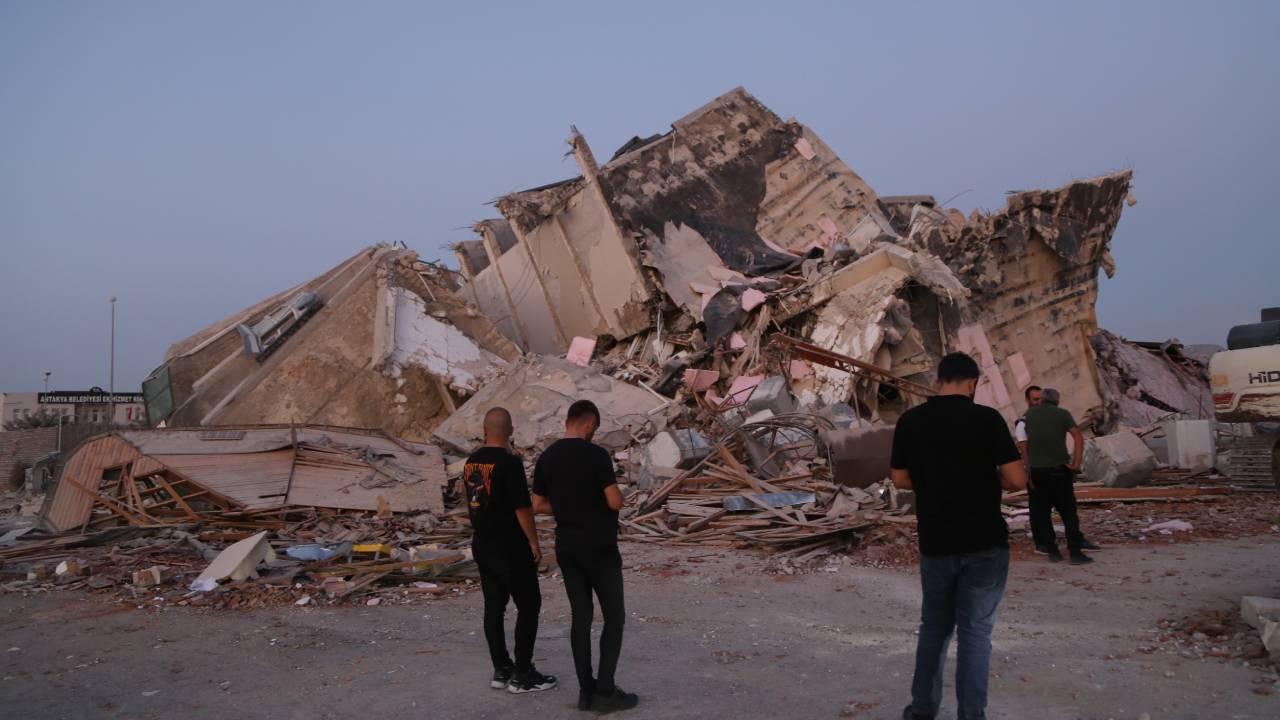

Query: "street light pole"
(43, 371), (50, 392)
(109, 296), (116, 428)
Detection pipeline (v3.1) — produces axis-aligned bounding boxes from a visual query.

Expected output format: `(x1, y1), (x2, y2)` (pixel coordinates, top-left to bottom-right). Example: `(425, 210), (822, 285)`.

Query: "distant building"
(0, 388), (145, 430)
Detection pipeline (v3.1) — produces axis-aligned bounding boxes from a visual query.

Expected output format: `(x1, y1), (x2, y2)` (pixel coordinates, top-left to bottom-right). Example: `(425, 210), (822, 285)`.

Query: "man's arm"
(603, 484), (624, 512)
(596, 447), (623, 511)
(890, 467), (913, 490)
(515, 507), (541, 563)
(998, 459), (1027, 492)
(531, 493), (552, 515)
(1066, 426), (1084, 471)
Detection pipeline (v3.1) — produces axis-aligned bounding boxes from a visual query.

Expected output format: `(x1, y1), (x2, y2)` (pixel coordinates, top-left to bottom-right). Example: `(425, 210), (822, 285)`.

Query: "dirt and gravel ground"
(3, 530), (1279, 720)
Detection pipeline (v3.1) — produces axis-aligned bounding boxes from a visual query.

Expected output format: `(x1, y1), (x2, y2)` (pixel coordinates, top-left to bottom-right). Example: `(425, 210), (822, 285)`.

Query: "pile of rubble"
(622, 415), (914, 558)
(5, 86), (1271, 594)
(1, 505), (483, 609)
(1141, 598), (1280, 678)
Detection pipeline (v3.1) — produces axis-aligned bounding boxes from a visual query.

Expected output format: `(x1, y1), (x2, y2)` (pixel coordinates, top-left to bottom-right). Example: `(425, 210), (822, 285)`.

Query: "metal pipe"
(109, 296), (116, 428)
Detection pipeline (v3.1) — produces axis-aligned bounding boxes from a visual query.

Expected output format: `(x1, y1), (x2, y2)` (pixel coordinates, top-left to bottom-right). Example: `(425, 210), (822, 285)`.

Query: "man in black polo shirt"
(463, 407), (555, 694)
(532, 400), (639, 714)
(891, 353), (1026, 720)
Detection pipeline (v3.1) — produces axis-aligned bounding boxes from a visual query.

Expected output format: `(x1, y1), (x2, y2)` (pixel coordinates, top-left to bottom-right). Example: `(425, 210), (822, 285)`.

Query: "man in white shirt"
(1013, 386), (1043, 458)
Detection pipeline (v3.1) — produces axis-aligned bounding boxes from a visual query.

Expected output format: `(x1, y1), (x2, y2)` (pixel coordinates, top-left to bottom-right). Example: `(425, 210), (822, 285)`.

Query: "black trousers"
(557, 540), (625, 694)
(473, 542), (541, 673)
(1029, 466), (1085, 552)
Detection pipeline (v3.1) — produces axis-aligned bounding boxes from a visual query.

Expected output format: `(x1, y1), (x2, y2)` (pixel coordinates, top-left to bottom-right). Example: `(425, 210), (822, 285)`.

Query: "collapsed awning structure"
(42, 426), (446, 532)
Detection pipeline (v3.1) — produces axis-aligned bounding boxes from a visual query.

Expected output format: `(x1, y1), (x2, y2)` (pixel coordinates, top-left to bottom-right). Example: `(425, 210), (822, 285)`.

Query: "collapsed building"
(453, 87), (1154, 432)
(137, 87), (1206, 464)
(9, 86), (1238, 595)
(140, 246), (519, 442)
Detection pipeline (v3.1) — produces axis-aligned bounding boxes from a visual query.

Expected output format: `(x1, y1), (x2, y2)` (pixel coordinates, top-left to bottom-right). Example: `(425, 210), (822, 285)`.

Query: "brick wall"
(0, 427), (60, 489)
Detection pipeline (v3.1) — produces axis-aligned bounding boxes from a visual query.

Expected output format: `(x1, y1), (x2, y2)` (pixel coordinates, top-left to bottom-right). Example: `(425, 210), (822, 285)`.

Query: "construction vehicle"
(236, 291), (322, 361)
(1210, 307), (1280, 487)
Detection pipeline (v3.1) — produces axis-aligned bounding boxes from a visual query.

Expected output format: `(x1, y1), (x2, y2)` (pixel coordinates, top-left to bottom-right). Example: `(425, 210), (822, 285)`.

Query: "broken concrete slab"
(823, 426), (894, 489)
(383, 286), (511, 394)
(1083, 432), (1158, 488)
(745, 376), (795, 416)
(1092, 331), (1215, 431)
(1241, 596), (1280, 631)
(646, 429), (711, 470)
(432, 355), (666, 452)
(1264, 621), (1280, 663)
(1163, 419), (1215, 472)
(146, 246), (518, 442)
(193, 531), (277, 588)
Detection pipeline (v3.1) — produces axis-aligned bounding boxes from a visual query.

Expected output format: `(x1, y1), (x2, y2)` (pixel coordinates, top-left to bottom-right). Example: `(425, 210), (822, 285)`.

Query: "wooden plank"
(1073, 486), (1232, 501)
(149, 473), (200, 520)
(60, 475), (149, 526)
(684, 509), (728, 533)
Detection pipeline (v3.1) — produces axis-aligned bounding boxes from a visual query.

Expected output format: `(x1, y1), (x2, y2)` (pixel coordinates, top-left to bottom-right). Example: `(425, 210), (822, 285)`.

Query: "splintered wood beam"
(61, 476), (149, 526)
(149, 473), (200, 520)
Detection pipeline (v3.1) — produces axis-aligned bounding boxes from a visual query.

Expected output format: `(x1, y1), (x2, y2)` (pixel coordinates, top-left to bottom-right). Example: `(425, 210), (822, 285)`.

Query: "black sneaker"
(1079, 540), (1102, 551)
(902, 705), (935, 720)
(1047, 548), (1064, 563)
(1033, 544), (1054, 556)
(592, 687), (639, 713)
(490, 665), (514, 689)
(577, 690), (593, 711)
(1069, 551), (1094, 565)
(507, 667), (557, 694)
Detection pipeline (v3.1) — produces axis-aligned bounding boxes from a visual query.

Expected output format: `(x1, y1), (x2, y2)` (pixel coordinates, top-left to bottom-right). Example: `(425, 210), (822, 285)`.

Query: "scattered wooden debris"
(625, 415), (911, 553)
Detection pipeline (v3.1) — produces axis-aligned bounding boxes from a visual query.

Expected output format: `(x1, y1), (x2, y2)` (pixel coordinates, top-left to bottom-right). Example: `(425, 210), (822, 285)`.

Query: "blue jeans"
(911, 547), (1009, 720)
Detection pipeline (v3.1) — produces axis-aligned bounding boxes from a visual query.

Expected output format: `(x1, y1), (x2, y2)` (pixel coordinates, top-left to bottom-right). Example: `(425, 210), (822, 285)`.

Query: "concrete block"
(1241, 596), (1280, 630)
(819, 402), (857, 430)
(645, 429), (710, 470)
(745, 375), (795, 415)
(55, 559), (83, 577)
(1162, 419), (1215, 472)
(822, 425), (895, 489)
(1142, 435), (1170, 466)
(1082, 432), (1157, 488)
(1264, 620), (1280, 663)
(132, 566), (170, 588)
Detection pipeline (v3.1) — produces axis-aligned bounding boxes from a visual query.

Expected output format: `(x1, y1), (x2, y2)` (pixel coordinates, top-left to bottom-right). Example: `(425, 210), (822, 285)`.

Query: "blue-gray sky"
(3, 1), (1277, 393)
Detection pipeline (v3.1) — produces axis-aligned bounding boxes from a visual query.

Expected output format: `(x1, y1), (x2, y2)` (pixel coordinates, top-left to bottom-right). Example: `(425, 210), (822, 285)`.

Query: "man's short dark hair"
(937, 352), (980, 383)
(566, 399), (601, 425)
(1024, 385), (1042, 401)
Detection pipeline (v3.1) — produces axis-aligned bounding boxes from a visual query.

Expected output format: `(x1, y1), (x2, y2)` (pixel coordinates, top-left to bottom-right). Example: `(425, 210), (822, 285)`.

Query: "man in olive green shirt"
(1024, 388), (1094, 565)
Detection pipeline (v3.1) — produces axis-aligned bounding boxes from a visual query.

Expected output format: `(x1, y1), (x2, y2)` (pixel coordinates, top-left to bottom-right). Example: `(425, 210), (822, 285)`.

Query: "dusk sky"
(3, 1), (1277, 393)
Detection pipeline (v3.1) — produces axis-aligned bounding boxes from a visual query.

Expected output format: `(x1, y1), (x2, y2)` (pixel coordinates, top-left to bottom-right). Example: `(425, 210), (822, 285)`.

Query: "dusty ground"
(3, 532), (1279, 720)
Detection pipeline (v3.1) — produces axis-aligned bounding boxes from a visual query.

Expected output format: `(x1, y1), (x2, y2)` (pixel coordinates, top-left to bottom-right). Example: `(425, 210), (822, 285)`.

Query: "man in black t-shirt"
(532, 400), (639, 714)
(464, 407), (555, 694)
(890, 353), (1026, 720)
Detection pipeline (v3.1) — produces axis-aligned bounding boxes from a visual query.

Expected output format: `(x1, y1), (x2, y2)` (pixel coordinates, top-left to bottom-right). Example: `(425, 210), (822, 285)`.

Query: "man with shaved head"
(463, 407), (556, 694)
